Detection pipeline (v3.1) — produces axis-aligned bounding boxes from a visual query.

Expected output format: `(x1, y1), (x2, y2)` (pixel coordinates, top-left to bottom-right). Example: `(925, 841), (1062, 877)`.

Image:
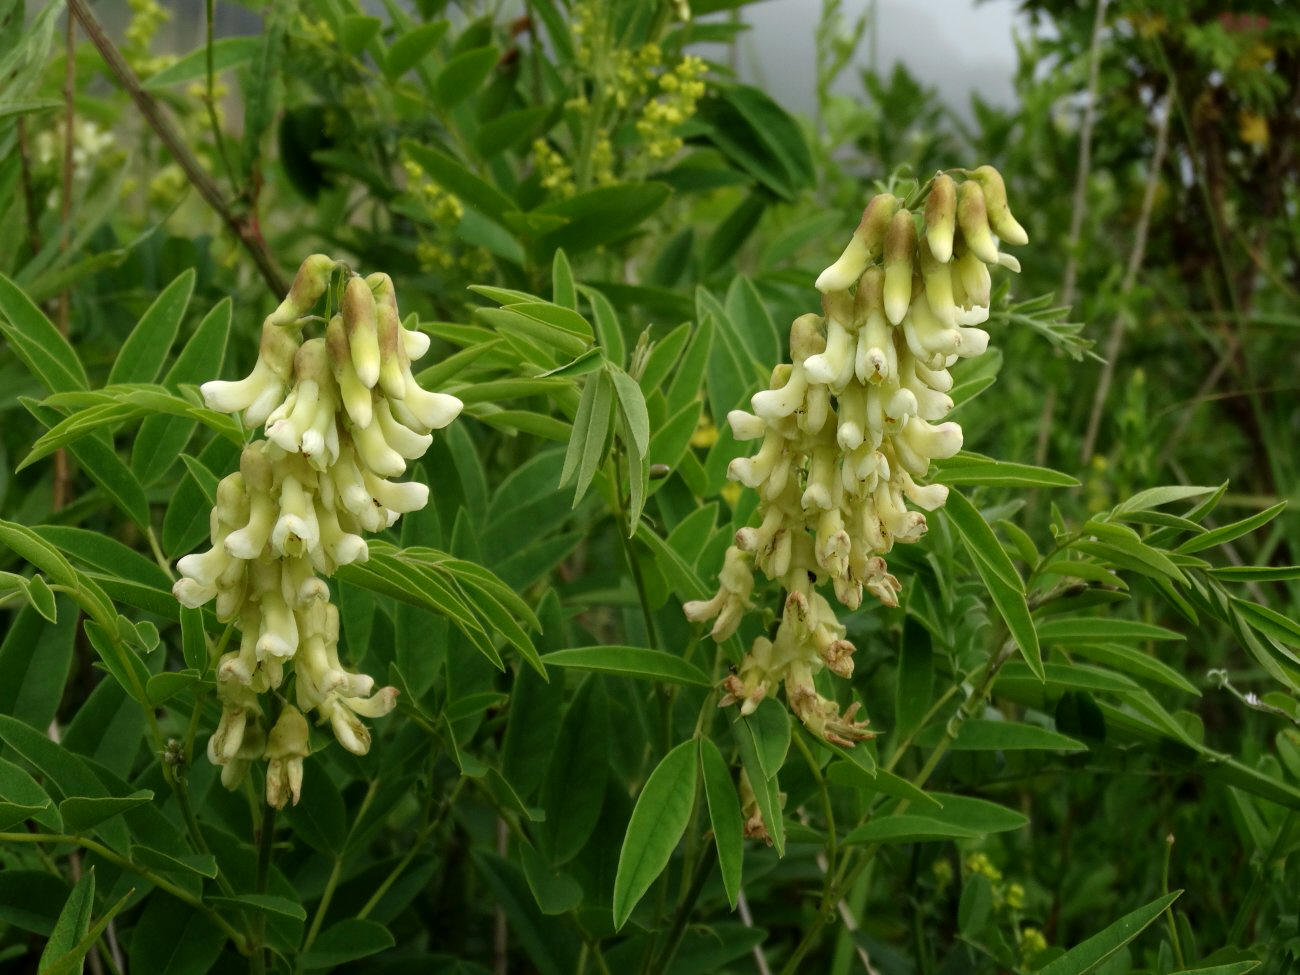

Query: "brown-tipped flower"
(815, 193), (898, 293)
(268, 254), (335, 327)
(882, 209), (916, 326)
(956, 180), (999, 263)
(924, 174), (957, 263)
(970, 165), (1028, 246)
(343, 275), (381, 389)
(326, 314), (372, 429)
(366, 272), (408, 400)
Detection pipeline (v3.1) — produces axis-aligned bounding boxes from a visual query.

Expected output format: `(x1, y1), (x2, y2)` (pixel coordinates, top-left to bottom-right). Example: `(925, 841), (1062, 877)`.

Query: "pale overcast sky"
(731, 0), (1025, 116)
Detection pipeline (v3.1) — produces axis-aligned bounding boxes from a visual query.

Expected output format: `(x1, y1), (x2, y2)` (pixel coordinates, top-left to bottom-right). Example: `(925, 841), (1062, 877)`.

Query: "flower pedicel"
(686, 167), (1027, 757)
(174, 256), (462, 807)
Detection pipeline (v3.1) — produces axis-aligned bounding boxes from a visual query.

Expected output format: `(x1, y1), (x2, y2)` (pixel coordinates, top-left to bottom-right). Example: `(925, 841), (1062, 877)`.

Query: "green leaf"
(1037, 892), (1181, 975)
(519, 841), (583, 916)
(737, 699), (791, 781)
(613, 739), (699, 929)
(477, 306), (589, 358)
(1177, 502), (1288, 553)
(0, 271), (87, 392)
(933, 451), (1079, 488)
(403, 140), (514, 222)
(920, 719), (1086, 752)
(843, 814), (980, 844)
(580, 285), (626, 366)
(37, 867), (94, 973)
(207, 893), (306, 921)
(1036, 617), (1185, 644)
(699, 737), (743, 908)
(558, 371), (612, 505)
(41, 889), (134, 975)
(300, 918), (396, 967)
(540, 646), (709, 686)
(1066, 642), (1199, 695)
(551, 249), (577, 309)
(0, 598), (76, 731)
(1235, 597), (1300, 648)
(0, 756), (59, 831)
(141, 36), (261, 89)
(540, 676), (609, 863)
(107, 269), (194, 385)
(1113, 485), (1217, 514)
(608, 365), (650, 456)
(127, 894), (227, 975)
(338, 14), (381, 54)
(132, 297), (232, 483)
(944, 490), (1025, 593)
(130, 845), (218, 880)
(384, 20), (449, 78)
(1210, 565), (1300, 582)
(434, 44), (498, 108)
(945, 492), (1040, 677)
(59, 790), (154, 833)
(534, 183), (672, 255)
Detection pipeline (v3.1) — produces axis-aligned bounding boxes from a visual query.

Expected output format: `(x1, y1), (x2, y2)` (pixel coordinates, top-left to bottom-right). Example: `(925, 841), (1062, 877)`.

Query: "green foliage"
(0, 0), (1297, 973)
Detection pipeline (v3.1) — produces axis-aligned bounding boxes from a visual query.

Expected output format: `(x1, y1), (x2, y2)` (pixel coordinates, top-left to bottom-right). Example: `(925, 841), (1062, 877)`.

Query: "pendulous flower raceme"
(686, 167), (1027, 750)
(174, 256), (462, 807)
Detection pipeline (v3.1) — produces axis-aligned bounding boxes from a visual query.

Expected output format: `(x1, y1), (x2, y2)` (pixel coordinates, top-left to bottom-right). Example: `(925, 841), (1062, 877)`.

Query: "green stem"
(612, 456), (659, 650)
(250, 803), (275, 974)
(645, 844), (718, 974)
(777, 638), (1018, 974)
(0, 831), (247, 953)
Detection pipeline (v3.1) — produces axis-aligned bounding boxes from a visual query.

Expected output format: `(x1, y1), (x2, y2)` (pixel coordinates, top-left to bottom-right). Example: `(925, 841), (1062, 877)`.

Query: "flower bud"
(882, 210), (916, 326)
(367, 272), (409, 400)
(267, 254), (335, 327)
(264, 705), (309, 809)
(970, 165), (1028, 246)
(814, 193), (896, 293)
(924, 174), (957, 262)
(956, 180), (999, 263)
(343, 275), (382, 389)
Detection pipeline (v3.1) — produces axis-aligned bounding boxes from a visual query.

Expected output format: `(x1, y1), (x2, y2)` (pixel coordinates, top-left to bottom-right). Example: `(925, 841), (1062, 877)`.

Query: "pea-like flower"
(175, 256), (463, 804)
(691, 167), (1026, 756)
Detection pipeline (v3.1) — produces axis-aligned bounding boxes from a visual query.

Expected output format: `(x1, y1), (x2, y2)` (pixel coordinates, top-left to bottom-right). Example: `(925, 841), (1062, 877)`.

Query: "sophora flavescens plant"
(173, 256), (463, 808)
(686, 167), (1027, 754)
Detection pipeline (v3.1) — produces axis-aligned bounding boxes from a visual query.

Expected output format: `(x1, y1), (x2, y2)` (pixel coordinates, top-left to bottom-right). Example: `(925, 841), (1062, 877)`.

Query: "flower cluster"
(686, 167), (1027, 746)
(635, 55), (708, 160)
(175, 255), (463, 806)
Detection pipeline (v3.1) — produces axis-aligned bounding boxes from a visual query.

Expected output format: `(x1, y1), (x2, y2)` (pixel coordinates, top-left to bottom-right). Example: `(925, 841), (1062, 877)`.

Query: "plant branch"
(0, 831), (248, 952)
(1080, 90), (1173, 465)
(65, 0), (287, 295)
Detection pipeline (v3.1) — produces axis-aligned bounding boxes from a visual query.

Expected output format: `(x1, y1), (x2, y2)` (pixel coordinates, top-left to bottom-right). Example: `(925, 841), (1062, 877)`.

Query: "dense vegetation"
(0, 0), (1297, 972)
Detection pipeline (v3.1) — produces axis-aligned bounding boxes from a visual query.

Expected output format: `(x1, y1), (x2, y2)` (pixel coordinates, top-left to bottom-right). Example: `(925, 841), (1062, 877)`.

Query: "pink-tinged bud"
(956, 181), (999, 263)
(883, 210), (916, 326)
(815, 193), (897, 293)
(343, 275), (381, 389)
(970, 165), (1028, 246)
(924, 174), (957, 263)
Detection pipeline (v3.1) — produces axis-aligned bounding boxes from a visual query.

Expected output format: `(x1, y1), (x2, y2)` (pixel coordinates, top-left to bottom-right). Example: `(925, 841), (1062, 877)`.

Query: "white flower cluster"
(686, 167), (1027, 747)
(174, 255), (463, 807)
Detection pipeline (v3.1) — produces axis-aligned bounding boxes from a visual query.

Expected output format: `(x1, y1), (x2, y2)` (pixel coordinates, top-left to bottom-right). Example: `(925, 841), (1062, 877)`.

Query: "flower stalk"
(687, 167), (1027, 758)
(175, 255), (462, 806)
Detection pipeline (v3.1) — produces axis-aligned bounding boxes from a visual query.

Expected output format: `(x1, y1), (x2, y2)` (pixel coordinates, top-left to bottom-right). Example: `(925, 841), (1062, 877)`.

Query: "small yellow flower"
(690, 416), (719, 448)
(1238, 111), (1269, 148)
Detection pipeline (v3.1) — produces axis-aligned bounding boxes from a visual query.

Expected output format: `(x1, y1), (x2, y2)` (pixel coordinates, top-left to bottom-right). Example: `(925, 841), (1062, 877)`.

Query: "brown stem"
(65, 0), (288, 296)
(1080, 91), (1173, 465)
